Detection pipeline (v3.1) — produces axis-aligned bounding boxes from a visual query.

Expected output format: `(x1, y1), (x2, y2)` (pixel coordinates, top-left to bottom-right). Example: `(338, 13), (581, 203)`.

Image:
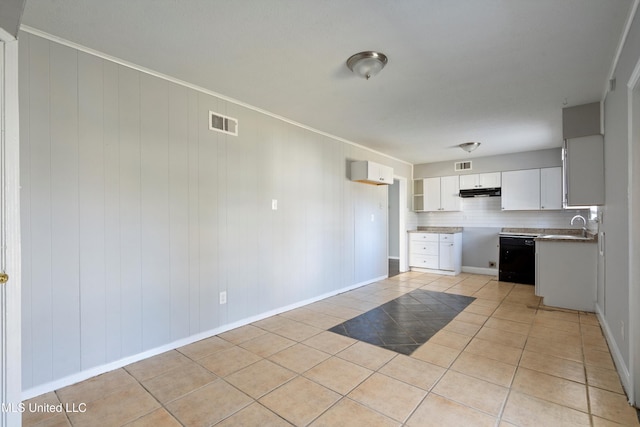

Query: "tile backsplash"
(409, 197), (591, 230)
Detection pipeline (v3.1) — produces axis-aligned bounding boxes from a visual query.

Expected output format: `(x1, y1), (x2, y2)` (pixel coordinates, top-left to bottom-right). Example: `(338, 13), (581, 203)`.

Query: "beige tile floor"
(23, 272), (640, 426)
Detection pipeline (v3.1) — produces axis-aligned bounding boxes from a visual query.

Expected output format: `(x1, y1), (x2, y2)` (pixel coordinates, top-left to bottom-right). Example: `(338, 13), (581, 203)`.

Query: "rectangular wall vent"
(209, 111), (238, 136)
(455, 161), (472, 171)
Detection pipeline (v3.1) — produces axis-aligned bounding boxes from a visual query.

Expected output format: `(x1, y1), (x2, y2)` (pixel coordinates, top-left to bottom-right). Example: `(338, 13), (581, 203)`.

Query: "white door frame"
(0, 36), (21, 426)
(628, 55), (640, 407)
(395, 175), (409, 273)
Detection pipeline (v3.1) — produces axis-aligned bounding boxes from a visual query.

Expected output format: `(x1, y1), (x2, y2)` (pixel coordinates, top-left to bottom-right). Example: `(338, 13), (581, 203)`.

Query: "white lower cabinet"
(409, 232), (461, 275)
(536, 240), (597, 311)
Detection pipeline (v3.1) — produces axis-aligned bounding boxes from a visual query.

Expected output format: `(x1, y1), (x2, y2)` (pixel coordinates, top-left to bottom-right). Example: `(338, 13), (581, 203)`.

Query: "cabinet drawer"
(439, 233), (454, 242)
(410, 255), (439, 269)
(409, 233), (438, 242)
(410, 242), (438, 256)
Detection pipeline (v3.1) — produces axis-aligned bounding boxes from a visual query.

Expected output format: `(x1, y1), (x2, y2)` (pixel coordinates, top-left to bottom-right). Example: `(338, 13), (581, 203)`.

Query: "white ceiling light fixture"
(459, 142), (481, 153)
(346, 51), (388, 80)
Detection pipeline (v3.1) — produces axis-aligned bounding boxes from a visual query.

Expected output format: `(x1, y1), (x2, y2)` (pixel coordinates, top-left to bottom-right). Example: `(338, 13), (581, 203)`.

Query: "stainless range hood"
(459, 187), (501, 198)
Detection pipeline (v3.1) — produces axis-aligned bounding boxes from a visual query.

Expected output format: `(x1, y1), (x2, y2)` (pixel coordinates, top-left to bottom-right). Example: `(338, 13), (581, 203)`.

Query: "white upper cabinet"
(540, 167), (562, 210)
(502, 169), (541, 211)
(440, 175), (461, 211)
(351, 160), (394, 185)
(459, 172), (501, 190)
(420, 176), (460, 212)
(423, 177), (442, 211)
(564, 135), (604, 206)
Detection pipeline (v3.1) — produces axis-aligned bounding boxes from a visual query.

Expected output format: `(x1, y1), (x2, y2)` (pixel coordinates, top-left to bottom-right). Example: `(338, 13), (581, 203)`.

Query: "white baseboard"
(388, 256), (400, 260)
(462, 266), (499, 276)
(22, 275), (385, 400)
(596, 304), (632, 403)
(410, 267), (459, 276)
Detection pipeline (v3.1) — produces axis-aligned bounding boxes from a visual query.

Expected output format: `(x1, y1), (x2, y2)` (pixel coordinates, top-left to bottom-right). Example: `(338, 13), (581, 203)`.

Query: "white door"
(0, 39), (22, 427)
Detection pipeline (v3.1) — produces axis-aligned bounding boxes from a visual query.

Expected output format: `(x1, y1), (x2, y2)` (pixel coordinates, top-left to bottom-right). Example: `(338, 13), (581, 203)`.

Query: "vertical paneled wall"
(19, 32), (411, 391)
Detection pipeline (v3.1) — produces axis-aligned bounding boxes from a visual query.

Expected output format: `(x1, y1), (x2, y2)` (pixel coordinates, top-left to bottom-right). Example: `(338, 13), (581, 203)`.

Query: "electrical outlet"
(219, 291), (227, 305)
(489, 261), (496, 268)
(371, 214), (375, 222)
(271, 199), (278, 210)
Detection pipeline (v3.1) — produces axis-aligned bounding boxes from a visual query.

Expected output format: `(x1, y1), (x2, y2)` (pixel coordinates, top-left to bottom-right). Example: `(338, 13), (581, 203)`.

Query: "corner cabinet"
(409, 232), (462, 275)
(351, 160), (394, 185)
(413, 176), (460, 212)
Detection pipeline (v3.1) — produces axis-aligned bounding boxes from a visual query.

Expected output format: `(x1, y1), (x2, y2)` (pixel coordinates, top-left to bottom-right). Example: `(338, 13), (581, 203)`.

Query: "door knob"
(0, 273), (8, 284)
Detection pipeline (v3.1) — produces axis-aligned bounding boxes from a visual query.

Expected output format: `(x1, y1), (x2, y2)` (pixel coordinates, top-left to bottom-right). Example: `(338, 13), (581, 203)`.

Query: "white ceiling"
(21, 0), (634, 164)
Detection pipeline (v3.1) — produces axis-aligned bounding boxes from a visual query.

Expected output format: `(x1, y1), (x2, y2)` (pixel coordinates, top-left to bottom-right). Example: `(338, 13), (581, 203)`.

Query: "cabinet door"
(439, 242), (454, 271)
(565, 135), (604, 206)
(440, 175), (461, 211)
(540, 167), (562, 210)
(378, 163), (394, 185)
(502, 169), (541, 210)
(459, 174), (478, 190)
(423, 177), (441, 211)
(479, 172), (501, 188)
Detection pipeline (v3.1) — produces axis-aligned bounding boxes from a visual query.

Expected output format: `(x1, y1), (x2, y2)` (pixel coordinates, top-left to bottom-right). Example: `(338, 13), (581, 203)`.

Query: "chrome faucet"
(570, 215), (586, 227)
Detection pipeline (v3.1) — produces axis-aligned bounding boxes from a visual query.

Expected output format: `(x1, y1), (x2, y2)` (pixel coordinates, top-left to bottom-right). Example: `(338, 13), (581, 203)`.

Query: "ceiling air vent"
(455, 161), (472, 171)
(209, 111), (238, 136)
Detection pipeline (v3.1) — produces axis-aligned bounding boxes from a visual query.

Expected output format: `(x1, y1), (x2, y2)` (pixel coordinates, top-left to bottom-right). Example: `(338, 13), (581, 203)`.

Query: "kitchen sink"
(539, 234), (591, 240)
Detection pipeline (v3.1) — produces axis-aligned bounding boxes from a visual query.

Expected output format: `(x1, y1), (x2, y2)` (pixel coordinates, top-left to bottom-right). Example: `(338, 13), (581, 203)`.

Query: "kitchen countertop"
(501, 227), (598, 243)
(409, 226), (463, 233)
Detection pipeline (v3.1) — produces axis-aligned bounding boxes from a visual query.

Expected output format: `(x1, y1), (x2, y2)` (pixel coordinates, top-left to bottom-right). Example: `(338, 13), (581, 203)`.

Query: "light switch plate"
(219, 291), (227, 305)
(272, 199), (278, 210)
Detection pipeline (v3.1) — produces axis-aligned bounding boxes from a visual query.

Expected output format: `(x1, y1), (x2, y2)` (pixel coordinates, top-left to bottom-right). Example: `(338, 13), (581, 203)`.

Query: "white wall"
(18, 31), (411, 393)
(599, 6), (640, 395)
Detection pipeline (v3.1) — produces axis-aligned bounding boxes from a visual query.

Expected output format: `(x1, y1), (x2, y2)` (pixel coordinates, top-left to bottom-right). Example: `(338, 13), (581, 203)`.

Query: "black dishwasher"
(499, 234), (536, 285)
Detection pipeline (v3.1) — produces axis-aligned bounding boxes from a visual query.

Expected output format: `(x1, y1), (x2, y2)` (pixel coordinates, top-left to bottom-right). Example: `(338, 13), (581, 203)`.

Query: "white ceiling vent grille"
(455, 161), (472, 171)
(209, 111), (238, 136)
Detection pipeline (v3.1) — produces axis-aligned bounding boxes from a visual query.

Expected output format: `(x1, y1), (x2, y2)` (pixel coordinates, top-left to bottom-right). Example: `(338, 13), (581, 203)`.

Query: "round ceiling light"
(346, 51), (388, 80)
(459, 142), (481, 153)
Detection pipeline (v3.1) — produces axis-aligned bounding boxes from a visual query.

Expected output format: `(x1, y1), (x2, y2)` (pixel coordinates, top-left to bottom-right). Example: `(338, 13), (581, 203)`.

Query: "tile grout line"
(30, 273), (632, 426)
(399, 277), (507, 425)
(492, 284), (538, 427)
